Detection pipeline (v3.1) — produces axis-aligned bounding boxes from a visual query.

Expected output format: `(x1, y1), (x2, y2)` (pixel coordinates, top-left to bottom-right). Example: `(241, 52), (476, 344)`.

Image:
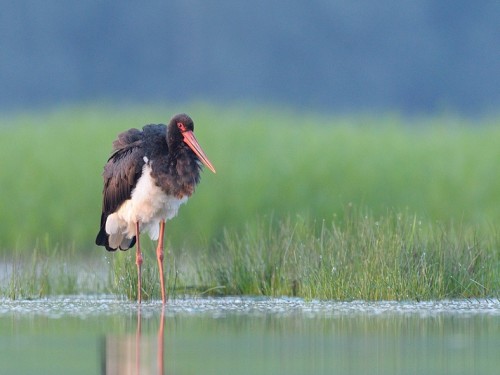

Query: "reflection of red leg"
(135, 222), (143, 304)
(157, 221), (166, 304)
(157, 306), (165, 375)
(136, 305), (142, 374)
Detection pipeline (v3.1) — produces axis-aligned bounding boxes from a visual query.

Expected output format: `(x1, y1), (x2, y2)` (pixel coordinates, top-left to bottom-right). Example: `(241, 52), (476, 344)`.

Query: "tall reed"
(198, 209), (500, 300)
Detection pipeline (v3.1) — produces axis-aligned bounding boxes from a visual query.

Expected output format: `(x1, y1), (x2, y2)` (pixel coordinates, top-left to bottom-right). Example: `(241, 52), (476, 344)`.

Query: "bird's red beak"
(182, 131), (217, 173)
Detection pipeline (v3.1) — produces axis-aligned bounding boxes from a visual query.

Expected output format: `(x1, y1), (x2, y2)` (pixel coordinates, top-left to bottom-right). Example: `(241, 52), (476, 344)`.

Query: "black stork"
(95, 113), (216, 304)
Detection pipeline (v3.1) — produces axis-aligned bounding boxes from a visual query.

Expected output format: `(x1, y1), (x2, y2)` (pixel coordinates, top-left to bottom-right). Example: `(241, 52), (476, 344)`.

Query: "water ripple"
(1, 295), (499, 319)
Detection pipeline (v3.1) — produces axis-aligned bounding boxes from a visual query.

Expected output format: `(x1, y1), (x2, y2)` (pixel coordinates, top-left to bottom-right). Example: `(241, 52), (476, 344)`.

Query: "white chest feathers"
(105, 163), (188, 246)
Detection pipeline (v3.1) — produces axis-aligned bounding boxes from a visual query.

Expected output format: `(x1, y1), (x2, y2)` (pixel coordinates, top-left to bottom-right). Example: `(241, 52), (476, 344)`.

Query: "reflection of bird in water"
(102, 306), (165, 375)
(95, 113), (216, 303)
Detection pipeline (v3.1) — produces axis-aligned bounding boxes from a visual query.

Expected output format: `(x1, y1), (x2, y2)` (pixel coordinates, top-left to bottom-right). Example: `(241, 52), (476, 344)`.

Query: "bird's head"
(168, 113), (216, 174)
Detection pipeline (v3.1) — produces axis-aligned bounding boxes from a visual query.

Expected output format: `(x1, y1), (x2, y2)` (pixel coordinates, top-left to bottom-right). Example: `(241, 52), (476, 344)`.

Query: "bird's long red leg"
(156, 220), (166, 304)
(135, 221), (143, 304)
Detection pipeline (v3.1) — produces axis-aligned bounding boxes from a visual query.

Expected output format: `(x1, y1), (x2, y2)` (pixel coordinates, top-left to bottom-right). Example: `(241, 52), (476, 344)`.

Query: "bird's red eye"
(177, 122), (187, 132)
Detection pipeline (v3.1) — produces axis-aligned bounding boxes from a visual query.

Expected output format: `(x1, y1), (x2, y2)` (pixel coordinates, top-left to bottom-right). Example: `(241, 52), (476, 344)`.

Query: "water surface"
(1, 296), (499, 374)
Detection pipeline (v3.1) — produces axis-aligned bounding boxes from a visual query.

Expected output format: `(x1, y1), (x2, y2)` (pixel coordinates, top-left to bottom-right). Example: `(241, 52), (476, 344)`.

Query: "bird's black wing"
(95, 128), (145, 248)
(103, 129), (145, 214)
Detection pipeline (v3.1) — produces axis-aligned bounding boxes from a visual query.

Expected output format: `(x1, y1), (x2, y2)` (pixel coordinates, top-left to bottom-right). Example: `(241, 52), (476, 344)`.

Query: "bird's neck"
(150, 148), (201, 198)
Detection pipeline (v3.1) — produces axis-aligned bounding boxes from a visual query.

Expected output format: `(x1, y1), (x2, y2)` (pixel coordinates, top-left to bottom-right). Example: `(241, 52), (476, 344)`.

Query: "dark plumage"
(95, 113), (216, 303)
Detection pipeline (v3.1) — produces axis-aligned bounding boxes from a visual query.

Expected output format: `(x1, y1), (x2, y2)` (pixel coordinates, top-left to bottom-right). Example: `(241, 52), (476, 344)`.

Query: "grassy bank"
(200, 210), (499, 300)
(0, 104), (499, 300)
(2, 210), (499, 301)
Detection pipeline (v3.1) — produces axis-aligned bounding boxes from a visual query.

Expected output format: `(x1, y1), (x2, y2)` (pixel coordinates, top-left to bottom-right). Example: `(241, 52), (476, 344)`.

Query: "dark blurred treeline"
(1, 0), (499, 114)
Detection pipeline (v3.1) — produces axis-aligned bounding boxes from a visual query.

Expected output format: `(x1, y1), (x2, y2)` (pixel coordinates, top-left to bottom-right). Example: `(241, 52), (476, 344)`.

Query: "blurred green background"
(1, 105), (499, 253)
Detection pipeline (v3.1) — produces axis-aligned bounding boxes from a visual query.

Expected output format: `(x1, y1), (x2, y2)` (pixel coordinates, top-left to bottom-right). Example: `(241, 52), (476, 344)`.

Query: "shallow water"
(1, 296), (499, 374)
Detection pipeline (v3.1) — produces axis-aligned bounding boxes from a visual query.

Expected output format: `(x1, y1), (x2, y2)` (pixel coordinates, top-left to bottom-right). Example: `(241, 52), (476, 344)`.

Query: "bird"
(95, 113), (216, 304)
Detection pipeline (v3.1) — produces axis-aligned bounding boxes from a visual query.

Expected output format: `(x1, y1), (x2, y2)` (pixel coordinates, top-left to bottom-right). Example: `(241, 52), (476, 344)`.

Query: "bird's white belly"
(105, 164), (188, 243)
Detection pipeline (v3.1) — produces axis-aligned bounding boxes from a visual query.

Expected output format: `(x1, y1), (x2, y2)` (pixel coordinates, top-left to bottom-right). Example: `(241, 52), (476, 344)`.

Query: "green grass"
(0, 104), (499, 300)
(200, 210), (500, 300)
(1, 239), (105, 300)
